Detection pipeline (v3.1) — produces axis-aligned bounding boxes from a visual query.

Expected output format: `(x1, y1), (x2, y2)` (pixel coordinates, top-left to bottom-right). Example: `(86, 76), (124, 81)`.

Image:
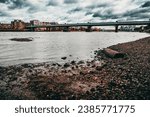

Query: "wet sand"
(0, 36), (150, 100)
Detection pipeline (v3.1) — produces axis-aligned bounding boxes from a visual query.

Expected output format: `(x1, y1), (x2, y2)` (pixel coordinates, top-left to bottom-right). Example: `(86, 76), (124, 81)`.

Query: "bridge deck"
(27, 21), (150, 28)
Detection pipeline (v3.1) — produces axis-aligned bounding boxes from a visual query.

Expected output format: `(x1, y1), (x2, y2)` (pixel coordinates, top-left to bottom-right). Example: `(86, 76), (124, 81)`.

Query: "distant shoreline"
(0, 30), (145, 32)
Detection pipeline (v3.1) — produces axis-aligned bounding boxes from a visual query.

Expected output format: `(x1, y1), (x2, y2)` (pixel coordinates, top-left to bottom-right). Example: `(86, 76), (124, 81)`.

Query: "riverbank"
(0, 36), (150, 100)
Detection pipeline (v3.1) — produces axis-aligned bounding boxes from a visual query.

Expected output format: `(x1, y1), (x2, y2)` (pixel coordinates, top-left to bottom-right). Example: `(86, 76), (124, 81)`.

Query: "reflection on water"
(0, 32), (149, 66)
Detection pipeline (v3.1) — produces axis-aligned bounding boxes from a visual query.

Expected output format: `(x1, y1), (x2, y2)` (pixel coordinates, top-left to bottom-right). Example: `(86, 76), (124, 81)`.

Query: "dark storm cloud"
(0, 0), (38, 13)
(86, 4), (109, 9)
(68, 7), (82, 13)
(64, 0), (78, 4)
(91, 2), (150, 21)
(0, 0), (31, 9)
(141, 1), (150, 7)
(0, 0), (9, 3)
(92, 10), (119, 20)
(8, 0), (30, 9)
(85, 12), (93, 16)
(0, 11), (9, 16)
(47, 0), (58, 6)
(85, 3), (113, 19)
(123, 7), (150, 19)
(27, 6), (39, 13)
(0, 0), (150, 23)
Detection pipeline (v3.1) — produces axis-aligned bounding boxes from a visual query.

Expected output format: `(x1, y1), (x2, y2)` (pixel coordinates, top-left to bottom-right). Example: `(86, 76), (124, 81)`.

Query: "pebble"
(61, 57), (67, 60)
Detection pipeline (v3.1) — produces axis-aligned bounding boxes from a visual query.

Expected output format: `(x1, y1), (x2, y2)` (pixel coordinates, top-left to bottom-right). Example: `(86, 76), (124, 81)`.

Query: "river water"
(0, 32), (149, 66)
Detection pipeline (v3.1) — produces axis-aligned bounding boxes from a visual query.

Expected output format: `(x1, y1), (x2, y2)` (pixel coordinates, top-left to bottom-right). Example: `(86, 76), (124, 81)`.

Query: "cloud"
(123, 7), (150, 19)
(8, 0), (30, 9)
(0, 0), (31, 9)
(141, 1), (150, 7)
(0, 0), (150, 23)
(68, 7), (82, 13)
(0, 0), (9, 3)
(86, 3), (109, 9)
(0, 11), (9, 16)
(64, 0), (78, 4)
(47, 0), (58, 6)
(92, 9), (119, 20)
(85, 12), (93, 16)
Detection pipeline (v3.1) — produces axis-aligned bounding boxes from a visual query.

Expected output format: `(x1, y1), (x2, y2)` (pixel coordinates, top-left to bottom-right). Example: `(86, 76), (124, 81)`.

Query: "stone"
(61, 57), (67, 60)
(78, 60), (84, 64)
(63, 63), (70, 68)
(71, 60), (76, 65)
(0, 80), (7, 87)
(96, 66), (102, 71)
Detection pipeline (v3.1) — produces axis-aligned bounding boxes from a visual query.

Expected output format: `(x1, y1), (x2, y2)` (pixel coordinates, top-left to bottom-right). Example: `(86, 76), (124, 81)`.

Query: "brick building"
(11, 20), (26, 31)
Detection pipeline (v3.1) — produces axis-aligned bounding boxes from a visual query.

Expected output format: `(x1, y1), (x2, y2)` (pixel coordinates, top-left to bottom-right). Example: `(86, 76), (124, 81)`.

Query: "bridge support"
(86, 26), (92, 32)
(30, 27), (35, 32)
(63, 27), (69, 32)
(46, 27), (51, 31)
(115, 25), (118, 32)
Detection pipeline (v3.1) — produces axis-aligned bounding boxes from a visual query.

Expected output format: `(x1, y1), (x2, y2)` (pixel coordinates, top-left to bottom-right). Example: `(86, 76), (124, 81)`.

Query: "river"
(0, 32), (149, 66)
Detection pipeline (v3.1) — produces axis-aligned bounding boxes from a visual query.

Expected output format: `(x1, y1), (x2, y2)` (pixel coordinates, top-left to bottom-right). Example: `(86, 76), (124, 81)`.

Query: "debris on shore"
(102, 48), (125, 58)
(0, 36), (150, 100)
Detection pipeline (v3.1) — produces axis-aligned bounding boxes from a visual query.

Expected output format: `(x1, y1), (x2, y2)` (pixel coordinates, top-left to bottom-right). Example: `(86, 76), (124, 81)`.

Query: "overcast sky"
(0, 0), (150, 23)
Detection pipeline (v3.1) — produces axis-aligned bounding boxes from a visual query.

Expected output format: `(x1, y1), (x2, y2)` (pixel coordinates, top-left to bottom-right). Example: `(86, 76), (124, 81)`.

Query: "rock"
(63, 63), (70, 68)
(86, 91), (90, 95)
(0, 66), (5, 70)
(94, 50), (98, 54)
(80, 71), (84, 75)
(17, 77), (27, 84)
(21, 64), (34, 68)
(96, 66), (102, 71)
(87, 63), (91, 66)
(76, 65), (79, 68)
(56, 63), (61, 67)
(78, 60), (84, 64)
(52, 63), (56, 66)
(88, 70), (97, 74)
(96, 50), (103, 56)
(61, 57), (67, 60)
(10, 38), (33, 42)
(71, 60), (76, 65)
(93, 77), (98, 80)
(108, 80), (117, 88)
(148, 57), (150, 63)
(90, 88), (95, 92)
(0, 66), (6, 75)
(0, 80), (7, 87)
(91, 64), (96, 68)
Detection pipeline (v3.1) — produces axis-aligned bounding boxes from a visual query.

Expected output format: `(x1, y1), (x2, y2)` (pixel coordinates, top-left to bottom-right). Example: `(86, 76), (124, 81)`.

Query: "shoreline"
(0, 36), (150, 100)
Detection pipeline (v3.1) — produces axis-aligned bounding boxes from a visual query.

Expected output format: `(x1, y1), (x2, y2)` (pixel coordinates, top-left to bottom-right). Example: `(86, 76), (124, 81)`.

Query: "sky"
(0, 0), (150, 23)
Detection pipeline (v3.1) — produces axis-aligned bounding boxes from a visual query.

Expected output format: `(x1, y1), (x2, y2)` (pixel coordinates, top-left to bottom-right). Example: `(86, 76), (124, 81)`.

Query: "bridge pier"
(31, 27), (35, 32)
(115, 25), (118, 32)
(46, 27), (49, 31)
(86, 26), (92, 32)
(51, 27), (56, 31)
(63, 27), (69, 32)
